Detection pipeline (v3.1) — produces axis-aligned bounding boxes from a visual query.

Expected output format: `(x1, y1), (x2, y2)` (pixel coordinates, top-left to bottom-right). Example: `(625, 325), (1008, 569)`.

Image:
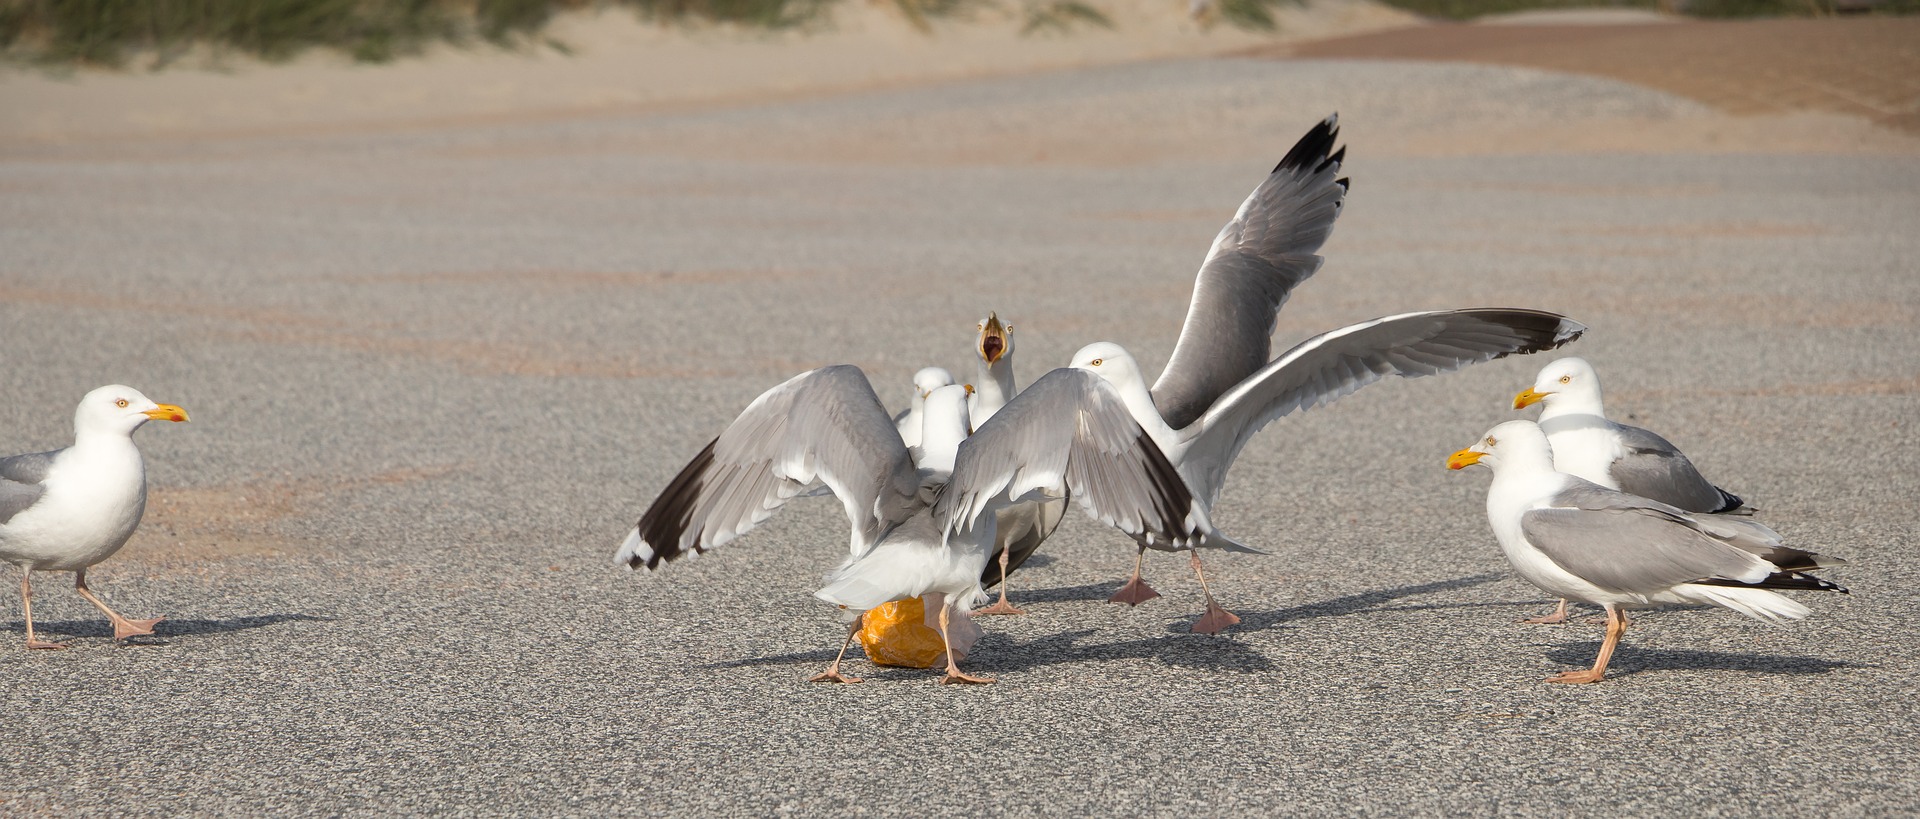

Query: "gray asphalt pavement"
(2, 58), (1916, 815)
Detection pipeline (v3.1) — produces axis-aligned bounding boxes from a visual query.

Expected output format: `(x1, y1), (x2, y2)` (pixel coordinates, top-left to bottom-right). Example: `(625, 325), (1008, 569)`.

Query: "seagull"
(1067, 308), (1586, 633)
(1, 385), (189, 649)
(1514, 356), (1751, 624)
(968, 312), (1015, 426)
(615, 364), (1215, 685)
(894, 367), (955, 450)
(1448, 420), (1846, 684)
(953, 311), (1071, 618)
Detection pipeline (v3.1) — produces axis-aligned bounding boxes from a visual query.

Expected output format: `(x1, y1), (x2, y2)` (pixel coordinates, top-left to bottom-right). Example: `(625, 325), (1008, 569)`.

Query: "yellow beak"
(1447, 448), (1484, 470)
(144, 404), (190, 423)
(1512, 388), (1549, 410)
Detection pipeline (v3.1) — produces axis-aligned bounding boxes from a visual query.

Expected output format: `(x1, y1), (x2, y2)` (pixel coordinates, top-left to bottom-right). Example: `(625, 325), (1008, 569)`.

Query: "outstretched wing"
(1151, 114), (1349, 430)
(1183, 308), (1586, 504)
(935, 368), (1210, 551)
(615, 365), (922, 570)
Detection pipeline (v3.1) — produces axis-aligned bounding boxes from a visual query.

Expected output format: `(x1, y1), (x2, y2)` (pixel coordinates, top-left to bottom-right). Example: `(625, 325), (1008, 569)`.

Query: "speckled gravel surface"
(1, 58), (1916, 815)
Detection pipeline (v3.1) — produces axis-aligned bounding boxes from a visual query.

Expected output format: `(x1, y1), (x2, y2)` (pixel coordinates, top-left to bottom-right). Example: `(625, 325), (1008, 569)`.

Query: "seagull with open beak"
(968, 312), (1015, 427)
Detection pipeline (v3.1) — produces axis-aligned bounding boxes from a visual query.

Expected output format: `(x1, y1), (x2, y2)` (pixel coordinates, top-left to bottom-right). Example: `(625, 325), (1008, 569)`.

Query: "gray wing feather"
(937, 368), (1209, 550)
(1183, 308), (1586, 504)
(1151, 115), (1348, 430)
(1551, 480), (1838, 572)
(1521, 504), (1775, 593)
(0, 450), (57, 525)
(616, 366), (920, 570)
(1608, 423), (1746, 513)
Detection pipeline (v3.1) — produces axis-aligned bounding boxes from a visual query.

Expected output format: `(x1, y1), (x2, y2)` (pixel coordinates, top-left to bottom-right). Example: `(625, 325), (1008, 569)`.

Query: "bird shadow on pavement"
(1542, 643), (1871, 679)
(3, 613), (335, 643)
(1000, 581), (1125, 605)
(1194, 573), (1507, 635)
(977, 628), (1274, 673)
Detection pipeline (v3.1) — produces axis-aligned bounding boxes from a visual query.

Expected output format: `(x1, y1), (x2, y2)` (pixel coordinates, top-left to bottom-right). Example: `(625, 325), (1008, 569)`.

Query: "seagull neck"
(1488, 464), (1561, 520)
(1113, 374), (1182, 458)
(974, 357), (1015, 409)
(1537, 394), (1606, 426)
(918, 416), (967, 476)
(71, 426), (139, 455)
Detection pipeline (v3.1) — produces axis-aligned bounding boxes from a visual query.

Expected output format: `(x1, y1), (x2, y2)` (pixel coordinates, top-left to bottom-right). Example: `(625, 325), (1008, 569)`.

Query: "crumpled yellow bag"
(857, 594), (983, 668)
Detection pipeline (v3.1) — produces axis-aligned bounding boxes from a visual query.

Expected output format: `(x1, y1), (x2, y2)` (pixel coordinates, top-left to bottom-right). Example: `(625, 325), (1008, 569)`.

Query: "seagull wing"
(1151, 114), (1349, 430)
(1607, 423), (1747, 514)
(1519, 502), (1778, 594)
(1183, 308), (1586, 504)
(616, 365), (921, 570)
(0, 450), (55, 526)
(935, 368), (1211, 550)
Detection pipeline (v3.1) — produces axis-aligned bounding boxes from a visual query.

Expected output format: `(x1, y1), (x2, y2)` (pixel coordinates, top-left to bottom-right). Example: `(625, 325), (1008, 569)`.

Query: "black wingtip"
(626, 438), (718, 572)
(1273, 113), (1343, 175)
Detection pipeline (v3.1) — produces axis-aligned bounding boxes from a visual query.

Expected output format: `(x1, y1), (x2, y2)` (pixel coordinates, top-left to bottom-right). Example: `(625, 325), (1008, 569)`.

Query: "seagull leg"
(974, 548), (1026, 616)
(1186, 550), (1240, 635)
(1108, 547), (1161, 606)
(1547, 606), (1627, 685)
(73, 570), (163, 642)
(1522, 598), (1570, 625)
(937, 602), (994, 685)
(809, 614), (865, 684)
(20, 570), (69, 650)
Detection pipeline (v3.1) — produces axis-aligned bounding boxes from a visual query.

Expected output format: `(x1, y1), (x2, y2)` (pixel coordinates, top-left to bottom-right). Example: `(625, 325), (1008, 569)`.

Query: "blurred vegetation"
(0, 0), (827, 68)
(0, 0), (1911, 68)
(1375, 0), (1917, 18)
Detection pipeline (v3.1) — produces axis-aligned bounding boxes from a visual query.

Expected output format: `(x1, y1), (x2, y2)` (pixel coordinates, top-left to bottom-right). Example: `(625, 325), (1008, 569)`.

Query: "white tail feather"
(1677, 584), (1811, 624)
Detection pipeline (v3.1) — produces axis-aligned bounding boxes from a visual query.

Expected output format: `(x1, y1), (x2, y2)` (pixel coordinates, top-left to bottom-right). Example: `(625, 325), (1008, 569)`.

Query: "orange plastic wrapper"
(856, 594), (982, 669)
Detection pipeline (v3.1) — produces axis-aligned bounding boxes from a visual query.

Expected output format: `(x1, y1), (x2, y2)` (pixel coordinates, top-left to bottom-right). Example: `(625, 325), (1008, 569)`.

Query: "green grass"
(3, 0), (1913, 69)
(0, 0), (826, 69)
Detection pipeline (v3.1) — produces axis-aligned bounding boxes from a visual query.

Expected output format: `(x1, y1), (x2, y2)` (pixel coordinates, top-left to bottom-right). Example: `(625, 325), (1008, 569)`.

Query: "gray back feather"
(938, 368), (1206, 549)
(0, 450), (57, 525)
(1151, 115), (1347, 431)
(1607, 423), (1745, 514)
(621, 366), (920, 570)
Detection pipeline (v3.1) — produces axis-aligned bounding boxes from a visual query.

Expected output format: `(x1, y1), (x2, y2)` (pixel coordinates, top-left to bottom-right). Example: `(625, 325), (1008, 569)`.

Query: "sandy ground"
(2, 8), (1919, 816)
(0, 0), (1419, 146)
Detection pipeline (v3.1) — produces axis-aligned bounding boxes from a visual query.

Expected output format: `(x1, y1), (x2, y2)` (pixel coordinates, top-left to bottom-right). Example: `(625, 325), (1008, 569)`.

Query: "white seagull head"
(1449, 420), (1553, 473)
(74, 384), (189, 439)
(975, 312), (1013, 366)
(1514, 356), (1603, 412)
(1070, 342), (1147, 390)
(911, 366), (955, 399)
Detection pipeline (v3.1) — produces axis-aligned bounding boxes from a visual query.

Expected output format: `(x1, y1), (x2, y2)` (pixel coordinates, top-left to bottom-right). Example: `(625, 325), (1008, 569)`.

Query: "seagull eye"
(1485, 436), (1497, 447)
(1559, 375), (1571, 384)
(1090, 358), (1103, 366)
(115, 399), (129, 408)
(1005, 325), (1013, 333)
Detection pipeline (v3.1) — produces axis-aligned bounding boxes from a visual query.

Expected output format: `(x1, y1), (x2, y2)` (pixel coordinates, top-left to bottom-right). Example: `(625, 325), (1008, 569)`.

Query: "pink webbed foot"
(25, 638), (70, 650)
(808, 669), (864, 684)
(1109, 577), (1161, 607)
(939, 670), (996, 685)
(1521, 599), (1569, 625)
(1545, 669), (1607, 685)
(973, 599), (1026, 617)
(112, 616), (165, 641)
(1190, 602), (1241, 635)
